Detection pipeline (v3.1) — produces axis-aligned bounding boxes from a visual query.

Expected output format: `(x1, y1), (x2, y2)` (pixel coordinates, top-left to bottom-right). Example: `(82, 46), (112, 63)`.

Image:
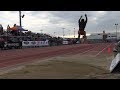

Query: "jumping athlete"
(78, 14), (88, 43)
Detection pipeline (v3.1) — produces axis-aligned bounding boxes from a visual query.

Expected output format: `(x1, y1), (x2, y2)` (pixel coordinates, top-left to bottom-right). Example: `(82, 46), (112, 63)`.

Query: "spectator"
(0, 37), (5, 50)
(0, 24), (3, 35)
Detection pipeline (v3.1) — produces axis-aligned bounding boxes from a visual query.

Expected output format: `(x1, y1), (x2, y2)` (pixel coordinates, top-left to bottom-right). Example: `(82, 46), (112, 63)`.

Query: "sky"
(0, 11), (120, 38)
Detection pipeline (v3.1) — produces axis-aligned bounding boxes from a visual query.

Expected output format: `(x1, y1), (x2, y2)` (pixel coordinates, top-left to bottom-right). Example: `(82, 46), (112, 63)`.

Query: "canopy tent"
(17, 26), (28, 31)
(8, 26), (28, 31)
(9, 27), (17, 31)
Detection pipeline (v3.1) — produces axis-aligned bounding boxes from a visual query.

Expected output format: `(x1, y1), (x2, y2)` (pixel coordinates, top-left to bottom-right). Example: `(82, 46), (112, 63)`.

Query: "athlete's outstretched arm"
(85, 14), (88, 23)
(78, 15), (82, 24)
(80, 15), (82, 21)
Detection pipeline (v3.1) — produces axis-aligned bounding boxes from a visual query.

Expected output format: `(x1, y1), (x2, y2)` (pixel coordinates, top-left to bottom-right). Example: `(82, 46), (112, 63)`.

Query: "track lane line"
(94, 43), (112, 57)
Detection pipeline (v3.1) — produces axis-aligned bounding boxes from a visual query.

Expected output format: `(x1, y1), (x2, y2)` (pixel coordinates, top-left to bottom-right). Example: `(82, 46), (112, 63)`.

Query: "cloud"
(0, 11), (120, 38)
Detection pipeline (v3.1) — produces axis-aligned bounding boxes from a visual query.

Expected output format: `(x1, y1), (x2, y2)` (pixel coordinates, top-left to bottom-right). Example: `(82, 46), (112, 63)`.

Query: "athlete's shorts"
(78, 30), (85, 35)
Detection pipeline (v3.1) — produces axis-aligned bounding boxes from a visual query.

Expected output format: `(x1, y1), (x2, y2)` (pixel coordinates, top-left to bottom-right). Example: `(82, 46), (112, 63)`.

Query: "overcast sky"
(0, 11), (120, 38)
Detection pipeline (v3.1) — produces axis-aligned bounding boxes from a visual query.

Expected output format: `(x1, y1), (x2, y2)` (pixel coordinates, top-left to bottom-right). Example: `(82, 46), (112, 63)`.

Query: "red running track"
(0, 43), (114, 69)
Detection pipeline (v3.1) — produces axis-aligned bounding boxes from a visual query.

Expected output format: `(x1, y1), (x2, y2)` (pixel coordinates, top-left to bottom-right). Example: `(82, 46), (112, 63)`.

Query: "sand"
(0, 52), (118, 79)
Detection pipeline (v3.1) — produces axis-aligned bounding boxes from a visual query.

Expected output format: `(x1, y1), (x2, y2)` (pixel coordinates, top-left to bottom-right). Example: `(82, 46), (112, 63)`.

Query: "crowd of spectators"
(0, 24), (81, 50)
(0, 24), (64, 46)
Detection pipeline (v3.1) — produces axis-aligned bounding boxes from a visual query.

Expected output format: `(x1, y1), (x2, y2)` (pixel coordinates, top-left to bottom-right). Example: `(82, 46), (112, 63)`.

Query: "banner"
(22, 40), (49, 47)
(63, 40), (68, 45)
(22, 41), (30, 46)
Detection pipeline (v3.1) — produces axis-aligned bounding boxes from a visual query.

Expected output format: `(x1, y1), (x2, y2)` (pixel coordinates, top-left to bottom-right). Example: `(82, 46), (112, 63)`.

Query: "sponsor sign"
(63, 40), (68, 45)
(7, 43), (19, 46)
(22, 40), (49, 47)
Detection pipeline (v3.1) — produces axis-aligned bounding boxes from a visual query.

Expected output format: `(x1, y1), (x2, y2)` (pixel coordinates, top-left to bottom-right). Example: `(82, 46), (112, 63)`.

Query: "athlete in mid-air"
(78, 14), (88, 43)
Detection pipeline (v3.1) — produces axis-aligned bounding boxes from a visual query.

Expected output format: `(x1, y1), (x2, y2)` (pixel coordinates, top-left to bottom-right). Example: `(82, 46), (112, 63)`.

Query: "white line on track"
(94, 43), (112, 57)
(80, 48), (95, 54)
(79, 45), (98, 54)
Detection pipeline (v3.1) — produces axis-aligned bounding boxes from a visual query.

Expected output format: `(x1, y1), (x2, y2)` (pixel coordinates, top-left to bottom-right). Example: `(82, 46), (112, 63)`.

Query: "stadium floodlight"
(74, 28), (75, 38)
(68, 29), (71, 38)
(54, 32), (56, 37)
(40, 30), (43, 34)
(115, 23), (118, 41)
(62, 28), (65, 38)
(19, 11), (25, 36)
(22, 15), (25, 18)
(19, 11), (25, 27)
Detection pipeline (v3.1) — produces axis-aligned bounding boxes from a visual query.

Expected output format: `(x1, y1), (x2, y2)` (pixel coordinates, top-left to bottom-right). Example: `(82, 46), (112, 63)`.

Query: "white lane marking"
(94, 43), (112, 57)
(80, 45), (98, 54)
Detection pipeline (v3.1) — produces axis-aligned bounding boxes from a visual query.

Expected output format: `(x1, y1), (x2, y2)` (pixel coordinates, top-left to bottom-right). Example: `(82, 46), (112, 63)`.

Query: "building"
(86, 32), (120, 43)
(87, 32), (120, 40)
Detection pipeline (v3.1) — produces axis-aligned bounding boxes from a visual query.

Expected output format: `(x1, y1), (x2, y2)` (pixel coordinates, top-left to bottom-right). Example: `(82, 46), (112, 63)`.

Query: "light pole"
(54, 32), (56, 37)
(19, 11), (21, 27)
(62, 28), (65, 38)
(40, 30), (43, 34)
(74, 28), (75, 38)
(19, 11), (25, 36)
(69, 29), (71, 38)
(115, 23), (118, 41)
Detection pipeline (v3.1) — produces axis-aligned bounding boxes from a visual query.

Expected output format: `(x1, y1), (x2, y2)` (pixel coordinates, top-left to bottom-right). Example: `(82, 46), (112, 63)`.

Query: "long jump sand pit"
(0, 52), (117, 79)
